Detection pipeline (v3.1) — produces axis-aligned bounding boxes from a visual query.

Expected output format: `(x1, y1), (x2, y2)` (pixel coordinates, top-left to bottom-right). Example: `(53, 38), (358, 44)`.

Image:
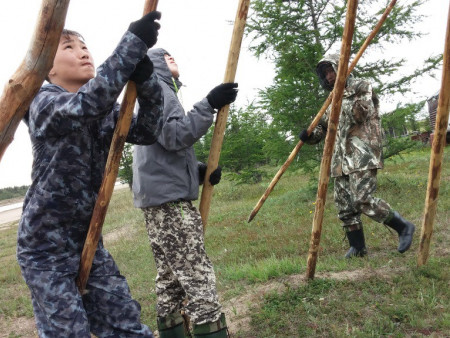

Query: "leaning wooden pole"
(199, 0), (251, 228)
(305, 0), (358, 280)
(77, 0), (159, 293)
(247, 0), (397, 223)
(417, 3), (450, 266)
(0, 0), (70, 162)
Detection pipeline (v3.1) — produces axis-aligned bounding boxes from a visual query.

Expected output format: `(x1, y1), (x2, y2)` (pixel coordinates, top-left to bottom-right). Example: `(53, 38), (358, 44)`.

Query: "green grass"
(0, 147), (449, 336)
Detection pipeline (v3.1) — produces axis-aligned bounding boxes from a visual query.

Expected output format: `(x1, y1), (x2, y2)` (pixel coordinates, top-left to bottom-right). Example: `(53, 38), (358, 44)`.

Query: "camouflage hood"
(147, 48), (182, 93)
(316, 53), (342, 91)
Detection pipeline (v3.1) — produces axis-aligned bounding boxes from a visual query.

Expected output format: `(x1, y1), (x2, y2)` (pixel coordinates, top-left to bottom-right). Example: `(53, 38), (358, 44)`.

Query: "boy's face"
(48, 34), (95, 91)
(164, 54), (179, 79)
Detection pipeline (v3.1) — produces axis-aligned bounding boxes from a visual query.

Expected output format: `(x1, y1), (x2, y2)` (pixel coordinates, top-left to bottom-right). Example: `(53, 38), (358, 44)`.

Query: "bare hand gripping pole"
(0, 0), (70, 162)
(77, 0), (159, 293)
(199, 0), (251, 229)
(247, 0), (398, 223)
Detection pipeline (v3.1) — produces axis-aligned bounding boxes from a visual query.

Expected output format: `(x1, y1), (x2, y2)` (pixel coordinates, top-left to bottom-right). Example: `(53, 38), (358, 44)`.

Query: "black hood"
(316, 53), (340, 91)
(147, 48), (182, 93)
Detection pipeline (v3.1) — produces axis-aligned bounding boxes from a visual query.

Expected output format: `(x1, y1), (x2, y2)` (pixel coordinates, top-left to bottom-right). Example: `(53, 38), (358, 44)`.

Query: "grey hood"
(147, 48), (182, 93)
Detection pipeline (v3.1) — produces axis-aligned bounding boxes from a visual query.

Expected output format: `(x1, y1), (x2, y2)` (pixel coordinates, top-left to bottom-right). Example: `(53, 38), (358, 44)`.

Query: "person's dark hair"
(45, 29), (85, 83)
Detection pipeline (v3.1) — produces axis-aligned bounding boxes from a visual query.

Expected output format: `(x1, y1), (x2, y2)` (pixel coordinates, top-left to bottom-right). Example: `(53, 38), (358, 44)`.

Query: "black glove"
(198, 163), (222, 185)
(206, 83), (238, 110)
(209, 166), (222, 185)
(299, 129), (310, 142)
(130, 55), (153, 84)
(128, 11), (161, 48)
(198, 162), (207, 184)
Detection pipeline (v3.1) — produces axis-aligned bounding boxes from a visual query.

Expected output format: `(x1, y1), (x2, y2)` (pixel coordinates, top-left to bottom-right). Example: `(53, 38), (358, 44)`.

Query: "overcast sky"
(0, 0), (447, 189)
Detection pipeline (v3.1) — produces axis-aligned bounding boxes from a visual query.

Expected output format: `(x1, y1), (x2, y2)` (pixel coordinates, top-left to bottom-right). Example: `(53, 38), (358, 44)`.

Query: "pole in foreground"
(247, 0), (398, 223)
(0, 0), (70, 162)
(417, 3), (450, 266)
(305, 0), (359, 280)
(77, 0), (159, 293)
(199, 0), (251, 229)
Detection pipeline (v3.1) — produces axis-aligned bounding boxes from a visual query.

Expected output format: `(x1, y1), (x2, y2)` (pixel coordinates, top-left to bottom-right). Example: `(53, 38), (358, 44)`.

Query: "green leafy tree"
(246, 0), (442, 171)
(118, 142), (133, 188)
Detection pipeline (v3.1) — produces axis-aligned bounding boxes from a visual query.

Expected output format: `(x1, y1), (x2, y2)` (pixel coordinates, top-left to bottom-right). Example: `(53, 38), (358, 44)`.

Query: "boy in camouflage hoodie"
(300, 54), (415, 258)
(18, 12), (162, 337)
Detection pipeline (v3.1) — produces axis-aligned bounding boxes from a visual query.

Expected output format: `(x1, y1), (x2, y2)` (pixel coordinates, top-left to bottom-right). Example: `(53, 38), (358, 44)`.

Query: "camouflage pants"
(142, 201), (221, 325)
(20, 249), (153, 337)
(334, 169), (392, 229)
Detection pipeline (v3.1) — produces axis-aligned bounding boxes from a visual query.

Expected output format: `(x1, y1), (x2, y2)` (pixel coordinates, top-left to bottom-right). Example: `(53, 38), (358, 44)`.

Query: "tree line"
(118, 0), (441, 186)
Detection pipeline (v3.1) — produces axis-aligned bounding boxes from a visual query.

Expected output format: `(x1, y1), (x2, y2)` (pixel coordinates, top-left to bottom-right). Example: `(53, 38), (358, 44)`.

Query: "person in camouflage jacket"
(300, 54), (415, 258)
(18, 12), (162, 337)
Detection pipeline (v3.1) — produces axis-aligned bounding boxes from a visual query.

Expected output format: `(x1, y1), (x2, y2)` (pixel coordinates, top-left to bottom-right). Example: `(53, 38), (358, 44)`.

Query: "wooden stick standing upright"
(77, 0), (159, 293)
(199, 0), (251, 228)
(247, 0), (397, 223)
(305, 0), (359, 280)
(0, 0), (70, 162)
(417, 3), (450, 266)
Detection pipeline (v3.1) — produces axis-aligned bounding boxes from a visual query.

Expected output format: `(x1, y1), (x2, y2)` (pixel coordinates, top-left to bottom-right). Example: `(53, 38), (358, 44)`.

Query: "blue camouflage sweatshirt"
(17, 31), (163, 272)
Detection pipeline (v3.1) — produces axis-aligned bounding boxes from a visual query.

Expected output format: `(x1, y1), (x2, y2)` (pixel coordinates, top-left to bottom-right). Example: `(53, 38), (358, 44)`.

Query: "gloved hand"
(130, 55), (153, 84)
(299, 129), (310, 142)
(209, 166), (222, 185)
(198, 163), (222, 185)
(128, 11), (161, 48)
(206, 83), (238, 110)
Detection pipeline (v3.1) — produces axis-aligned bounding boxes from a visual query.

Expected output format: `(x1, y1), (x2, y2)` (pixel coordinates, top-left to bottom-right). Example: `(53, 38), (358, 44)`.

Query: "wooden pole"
(305, 0), (359, 280)
(0, 0), (70, 162)
(76, 0), (159, 293)
(247, 0), (398, 223)
(417, 3), (450, 266)
(199, 0), (251, 228)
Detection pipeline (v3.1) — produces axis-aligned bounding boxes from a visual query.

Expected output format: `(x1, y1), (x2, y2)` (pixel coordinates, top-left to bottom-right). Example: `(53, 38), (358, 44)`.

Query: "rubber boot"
(384, 211), (415, 253)
(345, 228), (368, 258)
(158, 312), (188, 338)
(192, 313), (228, 338)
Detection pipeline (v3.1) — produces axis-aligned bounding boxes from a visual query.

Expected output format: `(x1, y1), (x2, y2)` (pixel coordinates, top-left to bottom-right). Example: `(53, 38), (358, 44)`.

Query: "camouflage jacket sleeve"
(99, 72), (164, 145)
(28, 31), (148, 139)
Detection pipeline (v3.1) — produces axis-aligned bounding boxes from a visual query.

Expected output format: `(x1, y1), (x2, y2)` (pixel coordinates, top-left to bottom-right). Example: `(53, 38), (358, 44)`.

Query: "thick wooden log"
(0, 0), (70, 162)
(199, 0), (251, 229)
(417, 3), (450, 266)
(305, 0), (359, 280)
(247, 0), (398, 223)
(76, 0), (159, 293)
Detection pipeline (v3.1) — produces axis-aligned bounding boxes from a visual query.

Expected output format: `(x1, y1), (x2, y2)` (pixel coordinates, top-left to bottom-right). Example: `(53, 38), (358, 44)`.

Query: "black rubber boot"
(158, 312), (189, 338)
(192, 313), (228, 338)
(384, 211), (416, 253)
(345, 228), (368, 258)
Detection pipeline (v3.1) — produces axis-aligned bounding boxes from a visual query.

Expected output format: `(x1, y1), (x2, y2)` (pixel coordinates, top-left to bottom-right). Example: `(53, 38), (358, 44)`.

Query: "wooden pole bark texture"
(199, 0), (251, 228)
(305, 0), (359, 280)
(77, 0), (159, 293)
(417, 3), (450, 266)
(0, 0), (70, 162)
(247, 0), (397, 223)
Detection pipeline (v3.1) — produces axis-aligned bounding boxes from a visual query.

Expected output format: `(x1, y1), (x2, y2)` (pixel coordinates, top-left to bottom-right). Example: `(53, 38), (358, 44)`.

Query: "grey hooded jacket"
(132, 48), (215, 207)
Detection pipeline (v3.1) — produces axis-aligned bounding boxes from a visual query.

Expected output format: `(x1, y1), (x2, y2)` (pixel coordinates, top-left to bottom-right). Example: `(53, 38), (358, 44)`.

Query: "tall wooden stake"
(417, 3), (450, 266)
(247, 0), (398, 223)
(77, 0), (159, 293)
(305, 0), (359, 280)
(0, 0), (70, 162)
(199, 0), (251, 228)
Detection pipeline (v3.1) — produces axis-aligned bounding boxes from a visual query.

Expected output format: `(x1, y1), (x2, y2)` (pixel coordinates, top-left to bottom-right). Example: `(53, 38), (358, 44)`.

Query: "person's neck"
(52, 79), (85, 93)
